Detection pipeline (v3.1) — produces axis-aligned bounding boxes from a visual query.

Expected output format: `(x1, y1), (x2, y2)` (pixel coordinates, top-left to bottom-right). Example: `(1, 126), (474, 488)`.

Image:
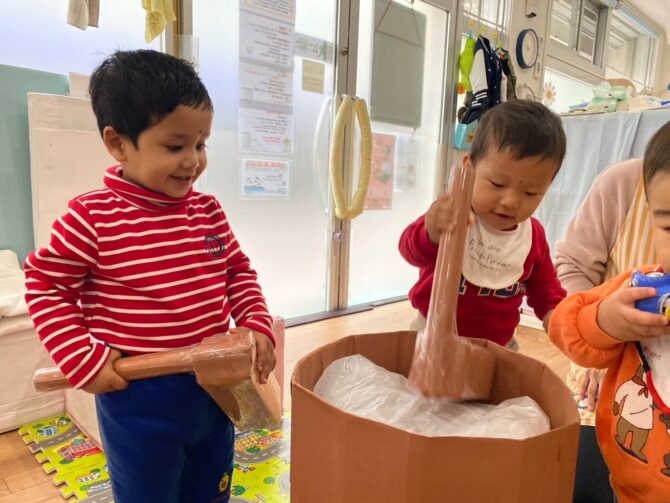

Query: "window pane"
(578, 2), (598, 62)
(463, 0), (480, 17)
(631, 34), (651, 84)
(607, 9), (656, 89)
(550, 0), (578, 48)
(480, 0), (499, 25)
(464, 0), (506, 33)
(607, 21), (632, 75)
(0, 0), (161, 74)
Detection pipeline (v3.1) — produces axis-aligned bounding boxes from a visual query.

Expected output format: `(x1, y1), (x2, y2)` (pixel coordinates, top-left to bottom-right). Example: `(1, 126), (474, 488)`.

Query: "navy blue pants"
(96, 373), (234, 503)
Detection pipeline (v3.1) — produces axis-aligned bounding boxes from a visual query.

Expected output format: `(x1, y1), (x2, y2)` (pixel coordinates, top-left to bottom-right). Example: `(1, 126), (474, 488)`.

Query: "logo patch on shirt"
(205, 234), (225, 257)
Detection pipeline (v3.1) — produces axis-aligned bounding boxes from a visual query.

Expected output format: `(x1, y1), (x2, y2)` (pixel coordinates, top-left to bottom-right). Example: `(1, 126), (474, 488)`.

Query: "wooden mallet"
(32, 329), (282, 431)
(408, 160), (497, 400)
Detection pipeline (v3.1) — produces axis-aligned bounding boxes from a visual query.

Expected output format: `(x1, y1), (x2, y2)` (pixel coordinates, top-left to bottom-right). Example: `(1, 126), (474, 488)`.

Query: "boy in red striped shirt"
(24, 50), (275, 503)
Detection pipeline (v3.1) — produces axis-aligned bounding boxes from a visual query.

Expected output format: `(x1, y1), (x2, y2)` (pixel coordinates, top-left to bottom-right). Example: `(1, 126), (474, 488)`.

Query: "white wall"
(653, 38), (670, 96)
(508, 0), (553, 101)
(517, 0), (670, 97)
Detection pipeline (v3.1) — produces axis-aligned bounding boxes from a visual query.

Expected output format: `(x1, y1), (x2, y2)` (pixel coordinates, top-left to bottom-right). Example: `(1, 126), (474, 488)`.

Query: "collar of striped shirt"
(104, 166), (194, 211)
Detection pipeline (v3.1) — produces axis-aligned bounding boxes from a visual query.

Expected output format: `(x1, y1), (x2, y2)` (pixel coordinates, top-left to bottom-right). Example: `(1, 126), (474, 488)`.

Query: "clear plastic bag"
(314, 354), (550, 439)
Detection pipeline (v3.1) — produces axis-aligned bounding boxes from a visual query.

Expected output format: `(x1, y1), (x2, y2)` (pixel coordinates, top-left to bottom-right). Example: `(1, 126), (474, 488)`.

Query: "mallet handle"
(33, 348), (195, 391)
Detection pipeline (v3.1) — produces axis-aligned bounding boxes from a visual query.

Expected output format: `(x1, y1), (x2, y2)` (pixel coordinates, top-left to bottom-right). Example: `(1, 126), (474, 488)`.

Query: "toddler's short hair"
(89, 50), (213, 146)
(643, 121), (670, 191)
(469, 100), (566, 174)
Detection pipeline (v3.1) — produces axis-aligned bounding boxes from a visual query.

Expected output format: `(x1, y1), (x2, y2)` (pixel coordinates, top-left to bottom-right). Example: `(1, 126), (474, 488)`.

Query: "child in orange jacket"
(549, 122), (670, 503)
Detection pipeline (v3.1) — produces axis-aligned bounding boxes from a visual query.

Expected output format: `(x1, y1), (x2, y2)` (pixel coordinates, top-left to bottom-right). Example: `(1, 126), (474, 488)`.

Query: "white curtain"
(535, 108), (670, 255)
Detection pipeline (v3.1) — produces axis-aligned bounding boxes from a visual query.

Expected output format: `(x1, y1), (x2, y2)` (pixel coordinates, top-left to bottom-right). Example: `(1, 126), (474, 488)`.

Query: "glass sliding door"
(193, 1), (338, 318)
(345, 0), (459, 306)
(192, 0), (460, 318)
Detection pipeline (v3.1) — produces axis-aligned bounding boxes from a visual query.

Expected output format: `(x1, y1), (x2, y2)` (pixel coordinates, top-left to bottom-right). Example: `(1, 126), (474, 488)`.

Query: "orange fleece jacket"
(549, 265), (670, 503)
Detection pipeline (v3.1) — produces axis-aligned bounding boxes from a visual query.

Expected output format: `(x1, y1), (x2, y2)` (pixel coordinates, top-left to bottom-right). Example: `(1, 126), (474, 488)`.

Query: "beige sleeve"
(554, 158), (643, 294)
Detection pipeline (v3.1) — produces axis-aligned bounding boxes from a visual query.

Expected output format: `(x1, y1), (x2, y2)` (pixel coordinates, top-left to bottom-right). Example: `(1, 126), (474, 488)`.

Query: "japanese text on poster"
(240, 62), (293, 106)
(239, 107), (293, 154)
(294, 33), (334, 63)
(302, 59), (324, 94)
(240, 11), (294, 69)
(241, 0), (295, 22)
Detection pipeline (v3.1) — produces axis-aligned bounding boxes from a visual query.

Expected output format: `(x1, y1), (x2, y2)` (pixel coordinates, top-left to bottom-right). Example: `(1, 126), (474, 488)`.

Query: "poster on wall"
(294, 33), (334, 64)
(241, 0), (295, 23)
(240, 158), (290, 198)
(240, 62), (293, 106)
(239, 10), (294, 69)
(301, 59), (324, 94)
(239, 107), (293, 154)
(394, 134), (419, 193)
(364, 132), (396, 211)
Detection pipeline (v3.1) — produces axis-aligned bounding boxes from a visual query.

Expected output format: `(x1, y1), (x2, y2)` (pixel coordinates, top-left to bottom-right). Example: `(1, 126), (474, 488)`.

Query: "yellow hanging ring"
(329, 96), (372, 220)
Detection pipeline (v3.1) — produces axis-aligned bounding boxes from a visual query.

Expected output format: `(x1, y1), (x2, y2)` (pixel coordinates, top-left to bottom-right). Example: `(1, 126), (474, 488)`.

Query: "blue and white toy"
(631, 270), (670, 318)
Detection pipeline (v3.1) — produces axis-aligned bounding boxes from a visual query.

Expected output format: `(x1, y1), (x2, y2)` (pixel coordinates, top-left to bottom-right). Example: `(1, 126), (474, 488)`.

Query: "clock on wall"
(516, 28), (539, 69)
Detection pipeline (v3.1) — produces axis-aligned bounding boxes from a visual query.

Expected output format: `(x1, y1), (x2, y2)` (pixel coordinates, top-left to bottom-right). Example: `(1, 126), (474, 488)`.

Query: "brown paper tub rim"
(290, 331), (581, 503)
(291, 330), (579, 438)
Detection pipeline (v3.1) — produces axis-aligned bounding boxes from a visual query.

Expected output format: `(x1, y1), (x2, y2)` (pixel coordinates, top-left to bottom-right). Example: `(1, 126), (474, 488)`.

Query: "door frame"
(328, 0), (464, 310)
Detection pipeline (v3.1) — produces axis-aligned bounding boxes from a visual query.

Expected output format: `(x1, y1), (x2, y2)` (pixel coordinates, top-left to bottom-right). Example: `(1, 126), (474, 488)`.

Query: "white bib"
(641, 337), (670, 406)
(461, 217), (532, 290)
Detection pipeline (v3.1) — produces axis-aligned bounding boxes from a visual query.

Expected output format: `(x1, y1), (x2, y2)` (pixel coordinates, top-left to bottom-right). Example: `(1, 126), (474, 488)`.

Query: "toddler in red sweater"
(399, 100), (566, 346)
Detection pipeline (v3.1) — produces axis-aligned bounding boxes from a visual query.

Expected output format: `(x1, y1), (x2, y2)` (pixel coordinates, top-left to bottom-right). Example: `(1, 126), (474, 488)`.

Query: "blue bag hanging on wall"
(453, 119), (478, 151)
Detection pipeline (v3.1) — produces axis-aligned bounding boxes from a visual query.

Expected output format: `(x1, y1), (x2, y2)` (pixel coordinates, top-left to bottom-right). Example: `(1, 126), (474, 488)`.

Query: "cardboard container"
(291, 331), (580, 503)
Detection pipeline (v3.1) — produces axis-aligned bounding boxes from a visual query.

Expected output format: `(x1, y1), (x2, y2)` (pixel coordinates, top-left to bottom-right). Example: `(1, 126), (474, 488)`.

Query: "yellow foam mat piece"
(18, 414), (76, 453)
(231, 414), (291, 502)
(18, 413), (113, 501)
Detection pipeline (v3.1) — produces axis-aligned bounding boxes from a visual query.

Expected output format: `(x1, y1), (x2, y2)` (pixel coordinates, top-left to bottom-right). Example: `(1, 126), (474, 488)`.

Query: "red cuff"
(70, 344), (111, 389)
(241, 319), (276, 347)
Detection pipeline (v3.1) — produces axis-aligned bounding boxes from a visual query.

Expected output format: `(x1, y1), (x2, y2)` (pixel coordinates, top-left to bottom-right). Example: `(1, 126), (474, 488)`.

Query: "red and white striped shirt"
(25, 166), (274, 389)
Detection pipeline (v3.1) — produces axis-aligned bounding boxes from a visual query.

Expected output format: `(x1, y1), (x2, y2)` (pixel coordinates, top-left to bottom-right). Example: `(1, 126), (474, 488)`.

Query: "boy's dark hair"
(643, 121), (670, 192)
(89, 50), (213, 146)
(469, 100), (566, 174)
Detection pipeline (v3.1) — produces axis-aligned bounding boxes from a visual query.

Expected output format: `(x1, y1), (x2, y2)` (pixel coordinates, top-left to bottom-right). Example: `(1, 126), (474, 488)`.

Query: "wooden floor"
(0, 301), (570, 502)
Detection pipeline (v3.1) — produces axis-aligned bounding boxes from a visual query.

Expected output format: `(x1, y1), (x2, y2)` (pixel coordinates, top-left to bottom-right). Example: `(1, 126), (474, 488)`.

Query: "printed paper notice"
(365, 133), (395, 210)
(239, 107), (293, 154)
(240, 62), (293, 106)
(240, 11), (294, 69)
(294, 33), (334, 63)
(241, 0), (295, 23)
(302, 59), (324, 94)
(394, 134), (419, 192)
(241, 158), (290, 198)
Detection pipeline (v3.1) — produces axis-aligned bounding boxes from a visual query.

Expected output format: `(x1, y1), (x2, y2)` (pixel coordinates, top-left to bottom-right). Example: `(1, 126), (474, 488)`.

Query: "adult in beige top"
(555, 157), (654, 503)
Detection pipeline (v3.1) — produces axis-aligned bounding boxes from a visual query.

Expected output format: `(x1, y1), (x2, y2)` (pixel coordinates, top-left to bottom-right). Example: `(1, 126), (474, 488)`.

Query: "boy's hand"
(252, 330), (276, 384)
(82, 348), (128, 394)
(580, 368), (606, 412)
(425, 193), (475, 244)
(597, 284), (670, 342)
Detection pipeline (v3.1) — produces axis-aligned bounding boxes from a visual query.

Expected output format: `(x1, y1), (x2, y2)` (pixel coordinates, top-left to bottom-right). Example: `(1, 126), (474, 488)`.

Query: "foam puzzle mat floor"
(18, 413), (291, 502)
